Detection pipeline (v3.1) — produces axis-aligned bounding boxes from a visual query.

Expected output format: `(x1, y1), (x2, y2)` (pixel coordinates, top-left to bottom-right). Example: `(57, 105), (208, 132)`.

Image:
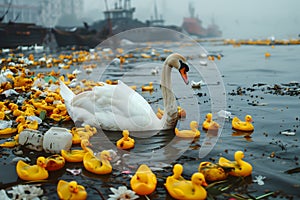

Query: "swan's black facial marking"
(179, 60), (189, 73)
(179, 60), (189, 85)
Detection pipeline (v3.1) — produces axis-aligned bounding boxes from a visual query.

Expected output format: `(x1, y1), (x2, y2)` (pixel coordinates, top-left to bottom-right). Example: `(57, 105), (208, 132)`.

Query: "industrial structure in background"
(0, 0), (83, 27)
(0, 0), (222, 48)
(182, 2), (222, 38)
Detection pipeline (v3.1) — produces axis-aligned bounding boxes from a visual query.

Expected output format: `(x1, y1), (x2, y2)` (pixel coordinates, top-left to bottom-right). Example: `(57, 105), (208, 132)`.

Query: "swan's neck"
(161, 64), (178, 129)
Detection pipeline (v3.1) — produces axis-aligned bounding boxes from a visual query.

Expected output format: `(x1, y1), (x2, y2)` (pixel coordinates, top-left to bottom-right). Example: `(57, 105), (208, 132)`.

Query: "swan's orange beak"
(179, 62), (189, 85)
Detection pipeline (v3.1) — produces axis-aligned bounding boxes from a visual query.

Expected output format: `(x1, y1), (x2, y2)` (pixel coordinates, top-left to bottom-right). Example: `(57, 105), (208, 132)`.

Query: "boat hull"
(0, 22), (47, 48)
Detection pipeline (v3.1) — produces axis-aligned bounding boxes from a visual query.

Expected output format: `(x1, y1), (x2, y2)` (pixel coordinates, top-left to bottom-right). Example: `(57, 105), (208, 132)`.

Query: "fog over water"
(83, 0), (300, 39)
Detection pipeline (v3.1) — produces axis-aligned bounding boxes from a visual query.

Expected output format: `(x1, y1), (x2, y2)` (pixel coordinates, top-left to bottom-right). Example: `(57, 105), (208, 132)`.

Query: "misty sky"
(83, 0), (300, 39)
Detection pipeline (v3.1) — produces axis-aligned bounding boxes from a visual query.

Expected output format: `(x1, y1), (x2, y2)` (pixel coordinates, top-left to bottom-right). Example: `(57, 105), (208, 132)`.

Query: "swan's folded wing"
(93, 81), (161, 131)
(71, 91), (96, 114)
(68, 91), (100, 127)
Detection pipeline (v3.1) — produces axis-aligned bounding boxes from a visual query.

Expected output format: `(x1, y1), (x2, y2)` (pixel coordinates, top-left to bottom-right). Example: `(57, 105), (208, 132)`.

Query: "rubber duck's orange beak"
(202, 181), (208, 187)
(74, 187), (79, 193)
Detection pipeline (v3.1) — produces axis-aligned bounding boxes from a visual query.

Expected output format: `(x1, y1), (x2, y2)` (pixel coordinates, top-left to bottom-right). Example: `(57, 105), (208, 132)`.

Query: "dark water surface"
(0, 43), (299, 199)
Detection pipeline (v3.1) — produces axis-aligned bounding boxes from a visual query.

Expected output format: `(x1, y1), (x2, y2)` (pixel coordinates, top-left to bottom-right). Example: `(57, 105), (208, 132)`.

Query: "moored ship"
(181, 3), (222, 38)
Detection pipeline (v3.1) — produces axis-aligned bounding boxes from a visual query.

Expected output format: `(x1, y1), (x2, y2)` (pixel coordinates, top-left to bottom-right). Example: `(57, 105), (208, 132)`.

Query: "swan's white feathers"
(61, 80), (161, 131)
(59, 53), (186, 131)
(59, 79), (75, 105)
(94, 81), (161, 131)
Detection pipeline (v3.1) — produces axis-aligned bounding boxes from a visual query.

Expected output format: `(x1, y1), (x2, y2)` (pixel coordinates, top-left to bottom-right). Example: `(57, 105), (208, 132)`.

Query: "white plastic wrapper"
(19, 129), (44, 151)
(43, 127), (72, 153)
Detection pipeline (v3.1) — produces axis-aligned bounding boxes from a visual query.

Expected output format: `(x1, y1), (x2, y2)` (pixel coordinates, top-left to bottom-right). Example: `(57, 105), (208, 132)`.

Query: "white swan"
(60, 53), (189, 131)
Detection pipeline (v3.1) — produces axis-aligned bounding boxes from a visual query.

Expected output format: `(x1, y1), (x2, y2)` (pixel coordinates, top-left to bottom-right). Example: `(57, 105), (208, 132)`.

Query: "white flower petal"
(108, 186), (139, 200)
(0, 189), (11, 200)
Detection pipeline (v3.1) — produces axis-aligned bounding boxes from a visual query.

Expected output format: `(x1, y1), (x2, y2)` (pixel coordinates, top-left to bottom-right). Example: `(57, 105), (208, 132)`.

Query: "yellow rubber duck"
(156, 107), (164, 119)
(9, 103), (24, 117)
(61, 139), (92, 162)
(25, 120), (39, 130)
(57, 180), (87, 200)
(218, 150), (252, 177)
(0, 127), (17, 135)
(52, 104), (68, 116)
(116, 130), (135, 150)
(105, 79), (118, 85)
(13, 73), (33, 88)
(232, 115), (254, 132)
(16, 116), (27, 133)
(0, 111), (5, 120)
(157, 107), (186, 119)
(175, 121), (200, 138)
(70, 127), (82, 144)
(265, 52), (271, 57)
(45, 154), (65, 171)
(49, 113), (67, 122)
(16, 156), (48, 181)
(76, 125), (96, 140)
(164, 164), (186, 198)
(177, 106), (186, 118)
(83, 150), (112, 175)
(141, 82), (154, 91)
(130, 164), (157, 195)
(198, 161), (228, 182)
(165, 172), (207, 200)
(202, 113), (219, 130)
(29, 99), (55, 112)
(129, 85), (137, 91)
(23, 105), (36, 116)
(49, 70), (60, 77)
(16, 116), (39, 133)
(0, 140), (18, 148)
(0, 101), (9, 112)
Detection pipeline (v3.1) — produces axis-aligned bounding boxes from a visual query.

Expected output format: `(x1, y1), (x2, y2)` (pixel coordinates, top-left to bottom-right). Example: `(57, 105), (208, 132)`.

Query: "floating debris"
(253, 175), (266, 185)
(191, 80), (206, 89)
(26, 115), (43, 124)
(248, 101), (268, 106)
(0, 120), (13, 129)
(280, 129), (296, 136)
(72, 69), (82, 75)
(284, 167), (300, 174)
(151, 66), (159, 75)
(66, 168), (82, 176)
(1, 89), (18, 97)
(6, 184), (43, 200)
(11, 156), (31, 164)
(199, 60), (208, 66)
(217, 110), (232, 119)
(199, 53), (207, 58)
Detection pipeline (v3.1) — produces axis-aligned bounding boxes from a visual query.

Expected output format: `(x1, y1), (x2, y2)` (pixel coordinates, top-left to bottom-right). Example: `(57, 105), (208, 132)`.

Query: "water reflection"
(232, 130), (254, 142)
(90, 129), (195, 171)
